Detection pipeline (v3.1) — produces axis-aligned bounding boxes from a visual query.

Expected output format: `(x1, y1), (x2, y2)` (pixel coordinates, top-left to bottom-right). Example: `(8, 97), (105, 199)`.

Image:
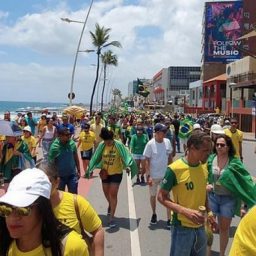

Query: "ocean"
(0, 101), (67, 119)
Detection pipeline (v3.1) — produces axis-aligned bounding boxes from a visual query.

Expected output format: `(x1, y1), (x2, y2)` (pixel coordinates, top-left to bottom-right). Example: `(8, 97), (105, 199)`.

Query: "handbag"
(99, 144), (114, 180)
(74, 195), (93, 255)
(99, 168), (108, 180)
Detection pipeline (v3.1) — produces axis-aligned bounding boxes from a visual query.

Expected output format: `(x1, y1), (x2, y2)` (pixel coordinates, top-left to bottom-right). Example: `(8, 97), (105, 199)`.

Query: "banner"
(204, 1), (243, 63)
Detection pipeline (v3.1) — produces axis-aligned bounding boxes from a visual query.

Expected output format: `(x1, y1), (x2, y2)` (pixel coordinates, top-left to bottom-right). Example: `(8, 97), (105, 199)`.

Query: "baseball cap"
(23, 125), (32, 133)
(81, 123), (90, 129)
(210, 124), (225, 135)
(58, 127), (71, 135)
(62, 114), (68, 120)
(0, 168), (51, 207)
(154, 123), (167, 133)
(193, 123), (201, 130)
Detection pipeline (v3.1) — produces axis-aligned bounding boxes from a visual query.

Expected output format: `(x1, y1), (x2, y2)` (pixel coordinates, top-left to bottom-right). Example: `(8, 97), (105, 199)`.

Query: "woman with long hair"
(207, 134), (256, 256)
(0, 168), (88, 255)
(86, 127), (138, 228)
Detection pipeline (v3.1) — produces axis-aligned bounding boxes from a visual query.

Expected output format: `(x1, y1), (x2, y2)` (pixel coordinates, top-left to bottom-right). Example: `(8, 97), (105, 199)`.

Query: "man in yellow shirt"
(224, 118), (243, 160)
(158, 131), (216, 256)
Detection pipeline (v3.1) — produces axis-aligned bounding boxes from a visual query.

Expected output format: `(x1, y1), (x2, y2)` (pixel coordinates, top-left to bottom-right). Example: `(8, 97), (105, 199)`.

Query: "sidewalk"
(243, 132), (256, 141)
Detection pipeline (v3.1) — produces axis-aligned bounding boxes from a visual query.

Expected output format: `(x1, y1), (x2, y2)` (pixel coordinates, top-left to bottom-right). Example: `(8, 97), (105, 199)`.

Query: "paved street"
(83, 139), (256, 256)
(0, 139), (255, 255)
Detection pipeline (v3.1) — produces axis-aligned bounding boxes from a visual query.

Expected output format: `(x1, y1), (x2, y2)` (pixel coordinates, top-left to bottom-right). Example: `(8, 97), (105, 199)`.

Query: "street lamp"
(61, 0), (94, 106)
(229, 82), (237, 117)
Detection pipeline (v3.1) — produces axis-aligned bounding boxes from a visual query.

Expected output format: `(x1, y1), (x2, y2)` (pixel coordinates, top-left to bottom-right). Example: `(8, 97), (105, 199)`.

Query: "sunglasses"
(216, 143), (226, 148)
(0, 204), (36, 217)
(231, 122), (237, 124)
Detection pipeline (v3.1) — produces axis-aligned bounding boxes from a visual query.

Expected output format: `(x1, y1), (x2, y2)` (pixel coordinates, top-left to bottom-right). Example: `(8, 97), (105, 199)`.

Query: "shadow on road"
(99, 214), (142, 233)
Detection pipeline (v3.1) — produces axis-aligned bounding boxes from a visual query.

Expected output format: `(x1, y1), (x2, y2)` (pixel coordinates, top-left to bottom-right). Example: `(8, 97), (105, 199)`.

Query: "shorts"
(132, 154), (145, 160)
(208, 192), (236, 218)
(149, 178), (162, 196)
(80, 148), (93, 160)
(102, 173), (123, 184)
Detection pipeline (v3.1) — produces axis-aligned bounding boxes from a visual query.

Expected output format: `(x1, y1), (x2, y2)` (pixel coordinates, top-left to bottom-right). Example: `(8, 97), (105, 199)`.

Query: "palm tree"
(100, 50), (118, 112)
(89, 23), (121, 116)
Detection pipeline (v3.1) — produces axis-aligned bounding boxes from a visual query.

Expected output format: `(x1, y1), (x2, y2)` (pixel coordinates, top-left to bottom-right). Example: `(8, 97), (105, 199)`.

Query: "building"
(152, 66), (201, 105)
(226, 56), (256, 132)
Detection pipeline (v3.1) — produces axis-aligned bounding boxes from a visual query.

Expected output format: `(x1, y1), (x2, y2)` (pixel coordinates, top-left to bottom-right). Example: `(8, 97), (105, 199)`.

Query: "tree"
(89, 23), (121, 116)
(101, 50), (118, 112)
(112, 88), (122, 107)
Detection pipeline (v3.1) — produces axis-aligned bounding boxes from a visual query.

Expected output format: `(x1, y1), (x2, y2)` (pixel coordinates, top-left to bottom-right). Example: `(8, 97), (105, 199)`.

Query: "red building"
(202, 74), (227, 113)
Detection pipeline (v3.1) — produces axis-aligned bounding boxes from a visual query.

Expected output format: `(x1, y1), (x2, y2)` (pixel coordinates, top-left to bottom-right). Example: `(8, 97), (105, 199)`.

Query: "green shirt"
(129, 134), (149, 154)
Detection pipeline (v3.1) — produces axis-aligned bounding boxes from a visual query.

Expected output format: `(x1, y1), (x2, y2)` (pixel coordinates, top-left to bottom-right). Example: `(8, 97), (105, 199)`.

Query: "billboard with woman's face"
(204, 1), (243, 63)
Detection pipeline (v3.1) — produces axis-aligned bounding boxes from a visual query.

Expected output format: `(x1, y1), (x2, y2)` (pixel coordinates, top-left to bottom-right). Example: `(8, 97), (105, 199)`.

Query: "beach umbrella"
(0, 120), (23, 137)
(63, 105), (86, 118)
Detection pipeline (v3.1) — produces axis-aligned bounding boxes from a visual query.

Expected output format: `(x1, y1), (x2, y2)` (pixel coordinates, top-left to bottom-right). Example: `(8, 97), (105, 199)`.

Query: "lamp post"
(229, 82), (236, 117)
(61, 0), (94, 106)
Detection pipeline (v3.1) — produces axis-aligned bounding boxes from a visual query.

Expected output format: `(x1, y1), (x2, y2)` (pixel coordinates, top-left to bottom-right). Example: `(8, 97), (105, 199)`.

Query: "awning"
(238, 30), (256, 40)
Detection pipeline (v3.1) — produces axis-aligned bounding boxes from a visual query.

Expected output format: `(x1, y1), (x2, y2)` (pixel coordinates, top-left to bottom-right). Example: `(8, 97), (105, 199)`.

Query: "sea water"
(0, 100), (67, 119)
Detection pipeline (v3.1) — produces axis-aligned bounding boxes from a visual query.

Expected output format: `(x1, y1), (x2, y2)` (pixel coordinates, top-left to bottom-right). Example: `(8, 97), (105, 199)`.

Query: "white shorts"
(132, 154), (145, 160)
(149, 178), (162, 196)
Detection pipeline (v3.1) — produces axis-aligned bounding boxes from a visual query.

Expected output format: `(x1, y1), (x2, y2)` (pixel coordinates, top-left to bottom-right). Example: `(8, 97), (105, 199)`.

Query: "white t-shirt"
(143, 138), (172, 179)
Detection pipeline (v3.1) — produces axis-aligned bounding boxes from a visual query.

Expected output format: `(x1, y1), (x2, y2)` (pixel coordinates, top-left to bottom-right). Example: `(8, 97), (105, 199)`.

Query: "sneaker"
(150, 214), (157, 225)
(108, 220), (117, 228)
(136, 177), (140, 184)
(166, 219), (171, 229)
(140, 175), (145, 184)
(107, 206), (111, 216)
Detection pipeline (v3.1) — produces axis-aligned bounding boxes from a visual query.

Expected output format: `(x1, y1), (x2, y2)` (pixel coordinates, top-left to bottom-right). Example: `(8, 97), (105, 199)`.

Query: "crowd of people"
(0, 109), (256, 255)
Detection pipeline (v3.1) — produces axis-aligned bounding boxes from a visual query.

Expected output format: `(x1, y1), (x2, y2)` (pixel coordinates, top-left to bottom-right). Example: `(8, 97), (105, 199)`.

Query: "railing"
(228, 72), (256, 83)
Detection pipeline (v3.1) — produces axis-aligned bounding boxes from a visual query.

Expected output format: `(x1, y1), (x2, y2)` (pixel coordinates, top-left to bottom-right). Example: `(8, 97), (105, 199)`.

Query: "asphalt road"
(85, 140), (256, 256)
(0, 140), (254, 255)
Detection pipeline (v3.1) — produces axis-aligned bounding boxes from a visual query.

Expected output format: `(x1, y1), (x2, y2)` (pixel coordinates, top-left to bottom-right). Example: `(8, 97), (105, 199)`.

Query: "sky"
(0, 0), (229, 105)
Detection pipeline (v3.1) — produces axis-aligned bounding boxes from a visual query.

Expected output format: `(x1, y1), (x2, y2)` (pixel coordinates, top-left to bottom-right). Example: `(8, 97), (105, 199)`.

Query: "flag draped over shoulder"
(208, 154), (256, 210)
(86, 140), (138, 179)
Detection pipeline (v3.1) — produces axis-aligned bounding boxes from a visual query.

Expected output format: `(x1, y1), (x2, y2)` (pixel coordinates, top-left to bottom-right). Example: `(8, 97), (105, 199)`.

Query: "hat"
(210, 124), (225, 135)
(0, 168), (51, 207)
(154, 123), (167, 133)
(193, 123), (201, 130)
(62, 114), (68, 119)
(81, 123), (90, 129)
(58, 127), (71, 135)
(23, 125), (32, 133)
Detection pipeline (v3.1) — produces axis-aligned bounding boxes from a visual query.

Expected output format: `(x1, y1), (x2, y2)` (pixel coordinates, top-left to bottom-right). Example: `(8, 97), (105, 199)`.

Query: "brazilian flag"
(136, 78), (150, 97)
(178, 118), (194, 139)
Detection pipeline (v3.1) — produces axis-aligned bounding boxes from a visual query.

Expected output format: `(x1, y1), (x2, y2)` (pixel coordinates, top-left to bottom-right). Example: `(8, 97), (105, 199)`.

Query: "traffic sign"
(68, 92), (75, 100)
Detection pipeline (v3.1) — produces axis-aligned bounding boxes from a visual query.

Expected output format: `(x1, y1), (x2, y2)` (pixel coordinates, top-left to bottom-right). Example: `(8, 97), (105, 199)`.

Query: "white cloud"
(0, 0), (206, 104)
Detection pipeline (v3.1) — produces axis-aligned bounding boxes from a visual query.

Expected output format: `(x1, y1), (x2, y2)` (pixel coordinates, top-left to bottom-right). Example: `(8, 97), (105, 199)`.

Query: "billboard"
(204, 1), (243, 63)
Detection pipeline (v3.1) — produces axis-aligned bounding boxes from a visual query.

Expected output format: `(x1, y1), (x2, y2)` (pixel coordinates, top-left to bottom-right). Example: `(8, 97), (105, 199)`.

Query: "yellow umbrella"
(63, 105), (86, 118)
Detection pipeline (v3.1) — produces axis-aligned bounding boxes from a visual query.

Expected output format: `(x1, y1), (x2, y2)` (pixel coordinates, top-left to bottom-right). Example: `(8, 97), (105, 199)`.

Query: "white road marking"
(127, 175), (142, 256)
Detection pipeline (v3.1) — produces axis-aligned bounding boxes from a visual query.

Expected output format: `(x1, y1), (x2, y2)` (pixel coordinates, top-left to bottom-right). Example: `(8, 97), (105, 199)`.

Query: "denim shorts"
(208, 192), (236, 218)
(170, 225), (207, 256)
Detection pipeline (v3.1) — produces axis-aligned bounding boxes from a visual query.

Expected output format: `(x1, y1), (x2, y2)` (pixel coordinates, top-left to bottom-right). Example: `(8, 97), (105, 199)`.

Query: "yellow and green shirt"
(161, 157), (208, 228)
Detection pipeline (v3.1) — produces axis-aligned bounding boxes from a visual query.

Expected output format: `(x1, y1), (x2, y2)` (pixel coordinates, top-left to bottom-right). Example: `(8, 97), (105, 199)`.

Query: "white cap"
(210, 124), (225, 135)
(193, 123), (201, 130)
(23, 125), (32, 133)
(0, 168), (51, 207)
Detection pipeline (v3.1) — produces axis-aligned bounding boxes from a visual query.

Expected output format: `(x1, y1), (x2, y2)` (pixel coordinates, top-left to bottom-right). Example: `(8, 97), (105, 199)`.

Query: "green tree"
(89, 23), (121, 116)
(101, 50), (118, 112)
